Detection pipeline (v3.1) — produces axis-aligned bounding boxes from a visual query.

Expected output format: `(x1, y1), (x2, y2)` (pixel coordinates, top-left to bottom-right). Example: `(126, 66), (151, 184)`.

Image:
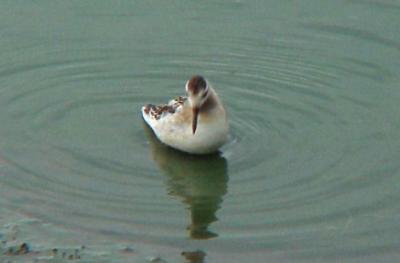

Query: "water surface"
(0, 0), (400, 262)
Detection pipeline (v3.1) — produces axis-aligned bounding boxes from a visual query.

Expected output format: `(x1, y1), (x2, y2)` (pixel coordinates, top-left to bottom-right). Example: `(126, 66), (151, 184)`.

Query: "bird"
(141, 75), (229, 154)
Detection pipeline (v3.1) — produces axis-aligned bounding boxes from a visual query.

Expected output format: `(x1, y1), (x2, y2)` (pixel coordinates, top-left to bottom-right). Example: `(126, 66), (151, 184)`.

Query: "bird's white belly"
(154, 117), (228, 154)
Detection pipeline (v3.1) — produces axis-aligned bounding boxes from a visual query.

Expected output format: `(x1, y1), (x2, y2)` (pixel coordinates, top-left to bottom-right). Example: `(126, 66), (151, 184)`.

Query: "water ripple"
(0, 17), (399, 261)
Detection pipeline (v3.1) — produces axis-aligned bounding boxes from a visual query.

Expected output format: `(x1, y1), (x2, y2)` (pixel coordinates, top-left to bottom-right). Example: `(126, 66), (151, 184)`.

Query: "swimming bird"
(142, 75), (228, 154)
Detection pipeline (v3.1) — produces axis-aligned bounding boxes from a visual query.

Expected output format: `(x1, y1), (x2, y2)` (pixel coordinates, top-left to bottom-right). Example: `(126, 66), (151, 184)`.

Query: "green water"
(1, 1), (400, 262)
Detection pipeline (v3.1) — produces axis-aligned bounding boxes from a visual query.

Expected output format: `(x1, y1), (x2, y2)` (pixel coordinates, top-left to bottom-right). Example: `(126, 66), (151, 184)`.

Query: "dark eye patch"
(201, 90), (208, 99)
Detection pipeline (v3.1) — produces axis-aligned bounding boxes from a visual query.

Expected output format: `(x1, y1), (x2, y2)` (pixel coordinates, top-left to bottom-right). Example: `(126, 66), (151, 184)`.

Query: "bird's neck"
(200, 88), (220, 113)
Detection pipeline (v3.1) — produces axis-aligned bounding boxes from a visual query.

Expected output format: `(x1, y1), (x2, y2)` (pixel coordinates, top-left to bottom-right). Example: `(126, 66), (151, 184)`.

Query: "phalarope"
(142, 75), (228, 154)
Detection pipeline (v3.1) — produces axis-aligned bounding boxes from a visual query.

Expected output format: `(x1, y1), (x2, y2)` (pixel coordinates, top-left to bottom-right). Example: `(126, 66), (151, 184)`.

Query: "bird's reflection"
(181, 250), (206, 263)
(143, 123), (228, 240)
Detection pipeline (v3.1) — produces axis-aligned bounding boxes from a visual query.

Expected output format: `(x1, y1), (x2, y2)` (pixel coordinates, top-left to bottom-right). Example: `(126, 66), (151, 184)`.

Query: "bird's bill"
(192, 107), (199, 134)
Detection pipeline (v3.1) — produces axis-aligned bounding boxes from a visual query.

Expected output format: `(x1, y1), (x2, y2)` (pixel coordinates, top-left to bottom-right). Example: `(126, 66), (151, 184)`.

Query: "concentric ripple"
(1, 1), (400, 262)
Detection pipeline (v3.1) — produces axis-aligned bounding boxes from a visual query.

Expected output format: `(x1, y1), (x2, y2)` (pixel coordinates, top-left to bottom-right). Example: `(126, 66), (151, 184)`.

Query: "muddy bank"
(0, 209), (208, 263)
